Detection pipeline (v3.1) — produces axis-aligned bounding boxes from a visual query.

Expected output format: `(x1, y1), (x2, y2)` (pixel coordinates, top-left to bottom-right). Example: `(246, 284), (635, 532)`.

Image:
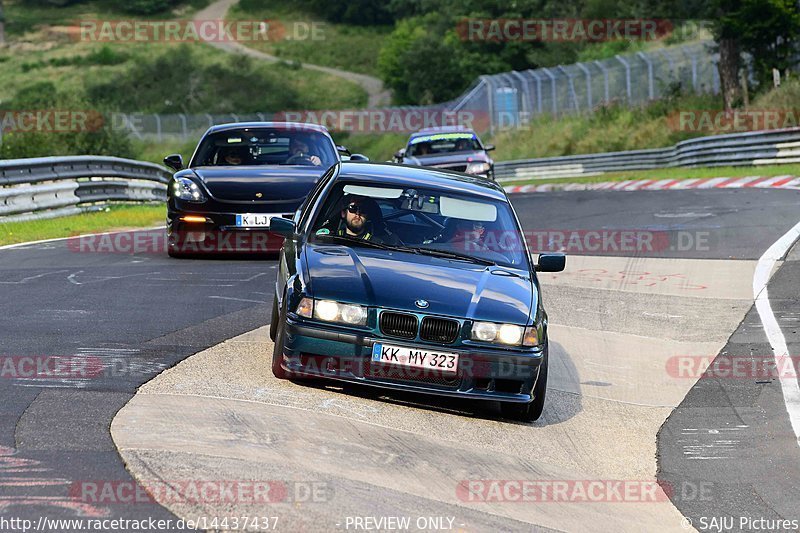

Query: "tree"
(711, 0), (800, 109)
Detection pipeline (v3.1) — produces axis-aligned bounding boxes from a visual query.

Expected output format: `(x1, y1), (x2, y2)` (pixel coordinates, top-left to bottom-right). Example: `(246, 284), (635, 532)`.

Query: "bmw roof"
(336, 162), (506, 201)
(204, 122), (331, 135)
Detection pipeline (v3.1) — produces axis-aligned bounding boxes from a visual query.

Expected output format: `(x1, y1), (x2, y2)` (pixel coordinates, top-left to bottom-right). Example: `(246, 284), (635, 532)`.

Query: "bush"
(86, 45), (300, 113)
(0, 82), (133, 159)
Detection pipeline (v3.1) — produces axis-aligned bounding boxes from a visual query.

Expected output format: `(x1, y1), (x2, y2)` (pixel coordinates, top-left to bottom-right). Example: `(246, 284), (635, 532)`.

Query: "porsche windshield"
(192, 128), (337, 167)
(310, 182), (529, 269)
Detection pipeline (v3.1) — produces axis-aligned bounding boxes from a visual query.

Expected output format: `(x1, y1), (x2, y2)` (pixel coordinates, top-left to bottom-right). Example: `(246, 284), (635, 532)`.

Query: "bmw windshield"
(310, 182), (530, 270)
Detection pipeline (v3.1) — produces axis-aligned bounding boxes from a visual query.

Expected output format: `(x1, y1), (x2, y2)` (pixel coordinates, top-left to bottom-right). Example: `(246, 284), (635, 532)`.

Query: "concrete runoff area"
(112, 254), (759, 532)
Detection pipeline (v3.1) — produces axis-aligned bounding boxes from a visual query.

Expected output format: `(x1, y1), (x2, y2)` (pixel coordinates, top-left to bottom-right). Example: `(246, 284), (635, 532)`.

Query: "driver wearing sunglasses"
(315, 195), (396, 244)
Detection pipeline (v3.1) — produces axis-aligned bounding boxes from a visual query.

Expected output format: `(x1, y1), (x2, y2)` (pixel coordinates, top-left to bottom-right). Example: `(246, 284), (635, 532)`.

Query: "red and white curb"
(504, 175), (800, 194)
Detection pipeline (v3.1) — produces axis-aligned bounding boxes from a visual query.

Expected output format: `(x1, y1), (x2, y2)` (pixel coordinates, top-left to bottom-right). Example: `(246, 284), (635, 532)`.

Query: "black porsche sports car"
(268, 161), (565, 422)
(164, 122), (365, 256)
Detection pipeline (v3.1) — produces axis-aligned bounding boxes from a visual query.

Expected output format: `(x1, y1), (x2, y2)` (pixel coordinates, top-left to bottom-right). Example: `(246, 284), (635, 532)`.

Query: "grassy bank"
(0, 205), (165, 246)
(228, 0), (391, 77)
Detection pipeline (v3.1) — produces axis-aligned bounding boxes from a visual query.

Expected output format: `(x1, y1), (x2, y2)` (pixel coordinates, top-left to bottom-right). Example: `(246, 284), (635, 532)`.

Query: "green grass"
(501, 164), (800, 186)
(0, 204), (165, 246)
(228, 0), (391, 76)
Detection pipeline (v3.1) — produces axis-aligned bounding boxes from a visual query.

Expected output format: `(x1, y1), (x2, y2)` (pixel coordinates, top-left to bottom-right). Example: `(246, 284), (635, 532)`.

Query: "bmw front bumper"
(277, 316), (545, 404)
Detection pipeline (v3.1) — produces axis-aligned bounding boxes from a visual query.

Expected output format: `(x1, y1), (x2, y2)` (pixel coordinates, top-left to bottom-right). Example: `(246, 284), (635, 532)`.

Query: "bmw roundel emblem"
(415, 299), (429, 309)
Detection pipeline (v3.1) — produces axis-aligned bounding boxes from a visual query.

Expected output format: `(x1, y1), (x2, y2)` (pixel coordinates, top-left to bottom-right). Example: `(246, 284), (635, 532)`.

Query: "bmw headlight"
(296, 298), (368, 326)
(465, 162), (491, 175)
(471, 321), (540, 347)
(172, 177), (207, 202)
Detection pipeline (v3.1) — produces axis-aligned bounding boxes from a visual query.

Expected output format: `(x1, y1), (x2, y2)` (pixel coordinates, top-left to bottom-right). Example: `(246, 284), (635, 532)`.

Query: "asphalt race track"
(2, 189), (800, 532)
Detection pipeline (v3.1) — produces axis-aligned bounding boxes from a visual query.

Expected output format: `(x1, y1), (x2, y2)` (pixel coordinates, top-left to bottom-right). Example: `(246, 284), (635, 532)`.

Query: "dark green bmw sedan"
(268, 162), (565, 421)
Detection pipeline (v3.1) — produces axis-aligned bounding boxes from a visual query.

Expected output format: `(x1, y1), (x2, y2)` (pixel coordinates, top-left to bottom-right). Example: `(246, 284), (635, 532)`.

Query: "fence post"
(557, 66), (579, 112)
(541, 67), (558, 116)
(691, 53), (698, 92)
(528, 69), (543, 115)
(593, 61), (610, 104)
(179, 114), (187, 140)
(576, 62), (592, 110)
(615, 55), (632, 102)
(512, 71), (531, 121)
(637, 51), (655, 100)
(153, 114), (162, 142)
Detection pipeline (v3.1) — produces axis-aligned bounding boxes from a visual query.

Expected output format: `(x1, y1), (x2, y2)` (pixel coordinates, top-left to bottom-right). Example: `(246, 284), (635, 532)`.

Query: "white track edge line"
(0, 226), (165, 251)
(753, 219), (800, 447)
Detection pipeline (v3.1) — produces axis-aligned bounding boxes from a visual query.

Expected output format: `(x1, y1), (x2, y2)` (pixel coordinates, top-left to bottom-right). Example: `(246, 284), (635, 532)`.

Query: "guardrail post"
(711, 58), (720, 94)
(691, 53), (698, 92)
(637, 51), (655, 100)
(179, 114), (188, 140)
(615, 55), (632, 102)
(206, 113), (214, 129)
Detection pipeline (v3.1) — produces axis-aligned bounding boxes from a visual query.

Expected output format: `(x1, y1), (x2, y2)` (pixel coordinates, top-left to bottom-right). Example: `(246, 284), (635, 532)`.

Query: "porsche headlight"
(471, 321), (539, 347)
(302, 299), (368, 326)
(172, 177), (207, 203)
(465, 162), (491, 175)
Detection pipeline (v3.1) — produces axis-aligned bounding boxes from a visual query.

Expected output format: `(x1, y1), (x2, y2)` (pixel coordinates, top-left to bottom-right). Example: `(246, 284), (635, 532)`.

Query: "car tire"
(271, 299), (289, 380)
(501, 354), (548, 422)
(269, 295), (279, 342)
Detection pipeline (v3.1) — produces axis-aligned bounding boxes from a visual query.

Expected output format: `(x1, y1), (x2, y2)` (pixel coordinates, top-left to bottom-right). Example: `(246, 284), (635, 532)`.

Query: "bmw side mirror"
(484, 144), (495, 151)
(349, 154), (369, 162)
(270, 217), (297, 238)
(536, 253), (565, 272)
(164, 154), (183, 171)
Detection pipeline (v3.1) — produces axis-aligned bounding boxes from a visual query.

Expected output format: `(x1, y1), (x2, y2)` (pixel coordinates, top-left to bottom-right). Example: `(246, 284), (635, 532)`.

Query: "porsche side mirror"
(536, 253), (565, 272)
(164, 154), (184, 171)
(270, 217), (297, 238)
(349, 154), (369, 162)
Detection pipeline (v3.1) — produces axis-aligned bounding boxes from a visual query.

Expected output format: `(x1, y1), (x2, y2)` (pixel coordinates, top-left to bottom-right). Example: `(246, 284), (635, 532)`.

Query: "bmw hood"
(304, 244), (534, 325)
(190, 166), (327, 203)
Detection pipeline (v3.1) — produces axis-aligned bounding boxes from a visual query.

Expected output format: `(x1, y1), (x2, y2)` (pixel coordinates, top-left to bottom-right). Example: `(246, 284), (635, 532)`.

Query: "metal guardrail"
(0, 156), (170, 222)
(495, 128), (800, 181)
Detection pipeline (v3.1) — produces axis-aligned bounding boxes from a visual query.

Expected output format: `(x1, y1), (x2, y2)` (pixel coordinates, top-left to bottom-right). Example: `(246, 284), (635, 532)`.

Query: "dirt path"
(194, 0), (391, 108)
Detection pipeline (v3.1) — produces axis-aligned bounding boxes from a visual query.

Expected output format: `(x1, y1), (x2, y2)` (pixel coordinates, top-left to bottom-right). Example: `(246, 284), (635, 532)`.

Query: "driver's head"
(220, 146), (248, 165)
(290, 135), (311, 155)
(340, 195), (378, 235)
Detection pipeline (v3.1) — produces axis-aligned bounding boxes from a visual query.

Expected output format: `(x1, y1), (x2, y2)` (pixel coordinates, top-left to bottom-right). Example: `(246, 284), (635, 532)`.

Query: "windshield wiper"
(314, 234), (402, 251)
(315, 235), (497, 266)
(404, 247), (497, 266)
